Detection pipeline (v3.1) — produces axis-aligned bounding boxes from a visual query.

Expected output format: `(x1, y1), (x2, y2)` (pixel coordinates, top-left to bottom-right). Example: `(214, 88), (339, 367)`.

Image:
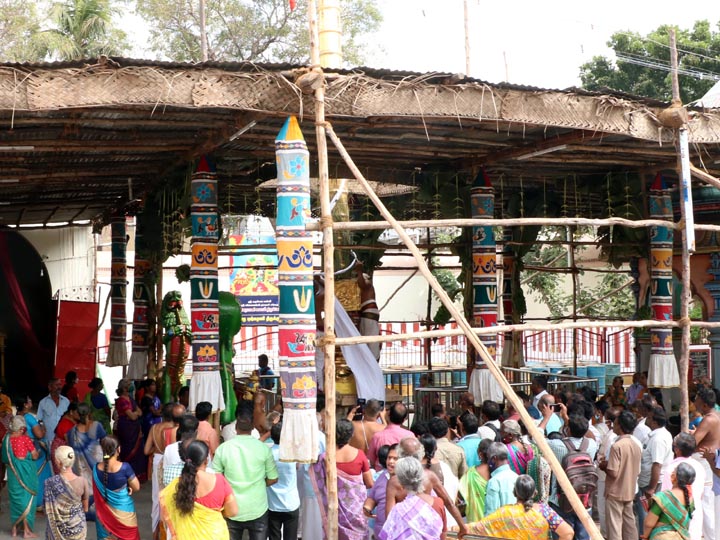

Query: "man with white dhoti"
(143, 402), (176, 538)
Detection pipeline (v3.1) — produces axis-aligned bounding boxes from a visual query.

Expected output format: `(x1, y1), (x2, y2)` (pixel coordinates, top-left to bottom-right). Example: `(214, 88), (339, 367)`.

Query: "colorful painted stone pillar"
(106, 215), (128, 367)
(648, 174), (680, 388)
(188, 157), (225, 413)
(468, 170), (502, 405)
(276, 116), (319, 462)
(500, 227), (523, 368)
(128, 221), (151, 379)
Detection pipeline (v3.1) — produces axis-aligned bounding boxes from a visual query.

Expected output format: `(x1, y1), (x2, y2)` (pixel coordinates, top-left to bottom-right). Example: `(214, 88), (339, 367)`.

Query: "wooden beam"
(462, 129), (600, 167)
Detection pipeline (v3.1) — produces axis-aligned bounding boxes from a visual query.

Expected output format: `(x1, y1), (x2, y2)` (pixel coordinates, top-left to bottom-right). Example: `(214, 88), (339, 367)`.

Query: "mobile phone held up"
(353, 398), (366, 421)
(551, 403), (562, 412)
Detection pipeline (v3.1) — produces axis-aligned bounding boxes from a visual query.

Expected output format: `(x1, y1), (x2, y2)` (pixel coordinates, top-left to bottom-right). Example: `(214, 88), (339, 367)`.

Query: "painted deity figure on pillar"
(468, 170), (502, 405)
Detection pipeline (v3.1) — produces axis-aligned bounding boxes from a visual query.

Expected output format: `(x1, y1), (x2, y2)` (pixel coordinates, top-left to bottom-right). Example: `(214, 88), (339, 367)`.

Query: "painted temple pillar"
(706, 253), (720, 385)
(468, 170), (502, 405)
(648, 175), (680, 413)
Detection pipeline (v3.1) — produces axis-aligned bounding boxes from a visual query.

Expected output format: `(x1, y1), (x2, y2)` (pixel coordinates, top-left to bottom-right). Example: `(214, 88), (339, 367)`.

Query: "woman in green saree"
(458, 438), (491, 522)
(1, 415), (40, 538)
(642, 461), (695, 540)
(84, 377), (112, 435)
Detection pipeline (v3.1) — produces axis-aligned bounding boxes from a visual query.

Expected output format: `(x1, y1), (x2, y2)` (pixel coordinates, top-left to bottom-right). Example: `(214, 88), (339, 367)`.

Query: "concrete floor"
(0, 482), (154, 540)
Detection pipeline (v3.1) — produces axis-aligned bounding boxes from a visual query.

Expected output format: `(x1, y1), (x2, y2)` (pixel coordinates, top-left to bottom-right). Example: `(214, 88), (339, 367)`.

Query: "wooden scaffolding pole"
(669, 28), (692, 431)
(323, 123), (604, 540)
(306, 216), (720, 233)
(333, 318), (720, 347)
(308, 2), (338, 539)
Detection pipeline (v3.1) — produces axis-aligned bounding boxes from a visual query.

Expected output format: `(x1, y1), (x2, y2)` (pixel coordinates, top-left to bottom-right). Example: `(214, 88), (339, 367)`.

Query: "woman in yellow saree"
(458, 475), (573, 540)
(160, 440), (238, 540)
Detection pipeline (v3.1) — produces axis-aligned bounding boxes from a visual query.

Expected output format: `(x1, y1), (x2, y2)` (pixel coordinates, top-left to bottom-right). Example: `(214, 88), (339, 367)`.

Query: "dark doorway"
(0, 230), (54, 401)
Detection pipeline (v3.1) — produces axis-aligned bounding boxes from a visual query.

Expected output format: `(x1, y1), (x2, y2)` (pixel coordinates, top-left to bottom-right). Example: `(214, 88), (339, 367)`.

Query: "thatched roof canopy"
(0, 57), (719, 227)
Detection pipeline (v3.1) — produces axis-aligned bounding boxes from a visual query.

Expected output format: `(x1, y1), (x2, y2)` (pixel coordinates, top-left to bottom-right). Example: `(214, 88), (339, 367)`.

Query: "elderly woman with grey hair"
(379, 457), (444, 540)
(502, 419), (534, 474)
(643, 461), (696, 540)
(1, 414), (40, 538)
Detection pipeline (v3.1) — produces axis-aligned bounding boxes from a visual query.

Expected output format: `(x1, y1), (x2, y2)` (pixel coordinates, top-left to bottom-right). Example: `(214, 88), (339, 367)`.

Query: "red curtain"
(0, 231), (48, 372)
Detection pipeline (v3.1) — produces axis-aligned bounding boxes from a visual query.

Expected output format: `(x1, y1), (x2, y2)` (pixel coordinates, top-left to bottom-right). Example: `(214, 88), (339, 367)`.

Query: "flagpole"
(308, 1), (339, 539)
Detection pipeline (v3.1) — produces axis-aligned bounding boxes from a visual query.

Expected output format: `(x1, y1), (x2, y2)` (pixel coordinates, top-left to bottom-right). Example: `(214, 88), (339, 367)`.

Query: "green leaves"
(580, 20), (720, 102)
(135, 0), (382, 64)
(34, 0), (128, 61)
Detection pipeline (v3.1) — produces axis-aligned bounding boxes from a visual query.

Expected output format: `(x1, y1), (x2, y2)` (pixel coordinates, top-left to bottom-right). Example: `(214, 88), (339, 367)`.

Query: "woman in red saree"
(50, 403), (78, 474)
(114, 380), (147, 482)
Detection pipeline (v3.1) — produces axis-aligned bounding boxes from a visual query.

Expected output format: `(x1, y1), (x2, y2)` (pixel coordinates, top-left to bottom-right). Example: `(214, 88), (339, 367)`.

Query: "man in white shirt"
(530, 375), (549, 409)
(636, 405), (673, 538)
(37, 378), (69, 448)
(632, 395), (656, 446)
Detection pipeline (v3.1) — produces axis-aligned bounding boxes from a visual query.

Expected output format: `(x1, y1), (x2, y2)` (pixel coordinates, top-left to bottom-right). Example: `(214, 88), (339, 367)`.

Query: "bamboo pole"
(333, 318), (720, 347)
(306, 216), (681, 231)
(307, 2), (338, 540)
(670, 28), (692, 432)
(324, 123), (604, 540)
(463, 0), (471, 75)
(306, 217), (720, 234)
(690, 164), (720, 189)
(568, 227), (579, 374)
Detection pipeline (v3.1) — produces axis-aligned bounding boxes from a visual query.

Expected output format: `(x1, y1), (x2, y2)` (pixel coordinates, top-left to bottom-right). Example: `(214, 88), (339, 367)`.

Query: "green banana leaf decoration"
(219, 291), (242, 425)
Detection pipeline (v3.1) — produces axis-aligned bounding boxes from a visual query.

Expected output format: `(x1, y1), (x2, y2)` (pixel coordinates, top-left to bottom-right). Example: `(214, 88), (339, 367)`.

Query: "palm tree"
(34, 0), (127, 61)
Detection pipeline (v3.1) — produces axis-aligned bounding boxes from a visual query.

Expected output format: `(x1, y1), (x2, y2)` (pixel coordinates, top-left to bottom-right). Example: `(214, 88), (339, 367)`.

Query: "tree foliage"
(134, 0), (382, 64)
(34, 0), (128, 61)
(580, 20), (720, 102)
(0, 1), (44, 62)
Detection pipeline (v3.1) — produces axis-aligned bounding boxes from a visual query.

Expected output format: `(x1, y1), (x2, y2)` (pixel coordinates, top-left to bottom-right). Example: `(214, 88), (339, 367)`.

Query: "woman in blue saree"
(92, 435), (141, 540)
(1, 415), (40, 538)
(15, 396), (51, 510)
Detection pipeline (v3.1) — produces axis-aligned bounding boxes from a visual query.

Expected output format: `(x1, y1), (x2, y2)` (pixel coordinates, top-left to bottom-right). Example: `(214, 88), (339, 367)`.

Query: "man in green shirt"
(214, 401), (278, 540)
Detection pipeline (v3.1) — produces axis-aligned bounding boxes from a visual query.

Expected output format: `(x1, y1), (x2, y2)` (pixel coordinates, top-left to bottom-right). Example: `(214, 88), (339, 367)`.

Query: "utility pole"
(200, 0), (208, 62)
(463, 0), (471, 75)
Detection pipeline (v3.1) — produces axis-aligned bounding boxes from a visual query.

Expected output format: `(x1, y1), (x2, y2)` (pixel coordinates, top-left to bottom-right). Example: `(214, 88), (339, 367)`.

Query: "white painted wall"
(20, 227), (95, 300)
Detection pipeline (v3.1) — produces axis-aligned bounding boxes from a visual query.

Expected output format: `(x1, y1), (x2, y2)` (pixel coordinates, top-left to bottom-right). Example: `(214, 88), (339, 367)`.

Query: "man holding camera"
(348, 398), (385, 453)
(538, 394), (564, 435)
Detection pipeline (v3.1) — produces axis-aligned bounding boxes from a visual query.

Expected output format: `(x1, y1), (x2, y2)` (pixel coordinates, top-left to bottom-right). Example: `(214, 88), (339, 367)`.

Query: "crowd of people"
(2, 366), (720, 540)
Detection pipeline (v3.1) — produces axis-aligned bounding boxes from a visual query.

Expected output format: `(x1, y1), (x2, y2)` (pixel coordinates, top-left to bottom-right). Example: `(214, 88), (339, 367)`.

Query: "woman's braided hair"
(100, 435), (119, 488)
(675, 462), (696, 518)
(174, 440), (209, 515)
(513, 475), (537, 513)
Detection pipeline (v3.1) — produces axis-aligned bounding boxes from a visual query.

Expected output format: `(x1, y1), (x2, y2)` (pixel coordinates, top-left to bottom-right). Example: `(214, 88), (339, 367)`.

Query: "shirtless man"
(356, 261), (381, 362)
(386, 437), (468, 538)
(348, 398), (386, 453)
(143, 402), (175, 539)
(693, 387), (720, 455)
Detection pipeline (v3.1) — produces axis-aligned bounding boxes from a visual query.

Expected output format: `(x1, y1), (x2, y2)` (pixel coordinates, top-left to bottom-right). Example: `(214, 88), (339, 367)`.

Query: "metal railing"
(412, 366), (599, 422)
